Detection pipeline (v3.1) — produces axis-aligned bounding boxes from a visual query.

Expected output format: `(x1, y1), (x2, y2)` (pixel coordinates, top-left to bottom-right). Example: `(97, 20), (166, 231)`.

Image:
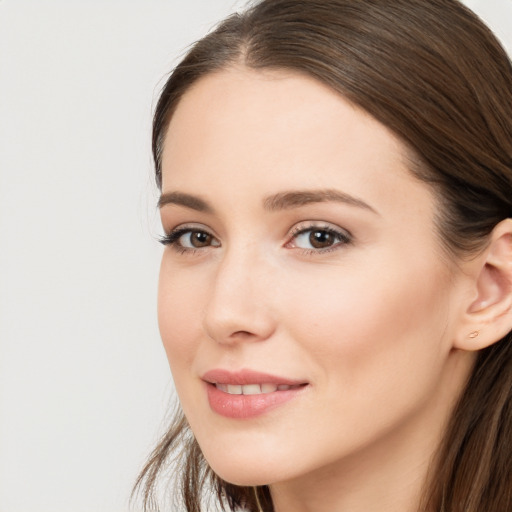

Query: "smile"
(214, 383), (302, 395)
(202, 369), (309, 419)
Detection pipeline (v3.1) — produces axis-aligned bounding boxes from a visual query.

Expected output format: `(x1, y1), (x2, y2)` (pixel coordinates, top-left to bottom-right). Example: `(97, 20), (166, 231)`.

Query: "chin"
(201, 446), (290, 487)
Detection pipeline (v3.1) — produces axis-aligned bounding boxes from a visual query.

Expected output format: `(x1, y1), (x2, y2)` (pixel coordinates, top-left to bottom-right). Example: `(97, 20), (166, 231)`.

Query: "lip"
(202, 369), (309, 419)
(202, 368), (306, 386)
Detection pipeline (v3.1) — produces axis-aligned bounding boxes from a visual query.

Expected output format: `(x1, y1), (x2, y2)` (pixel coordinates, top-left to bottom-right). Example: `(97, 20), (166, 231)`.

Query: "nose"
(202, 247), (276, 345)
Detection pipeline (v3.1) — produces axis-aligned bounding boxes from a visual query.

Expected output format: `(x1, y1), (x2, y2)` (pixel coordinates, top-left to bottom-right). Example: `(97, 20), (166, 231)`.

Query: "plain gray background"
(0, 1), (510, 511)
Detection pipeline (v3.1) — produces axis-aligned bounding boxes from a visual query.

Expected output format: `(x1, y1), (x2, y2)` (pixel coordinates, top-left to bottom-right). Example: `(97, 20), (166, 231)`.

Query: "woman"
(135, 1), (512, 511)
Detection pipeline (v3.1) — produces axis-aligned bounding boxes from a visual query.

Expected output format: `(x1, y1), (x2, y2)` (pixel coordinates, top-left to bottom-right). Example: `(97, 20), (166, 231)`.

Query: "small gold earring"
(469, 330), (480, 339)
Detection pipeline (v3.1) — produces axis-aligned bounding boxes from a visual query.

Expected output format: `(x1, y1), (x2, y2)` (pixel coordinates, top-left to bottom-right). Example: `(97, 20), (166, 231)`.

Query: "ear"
(454, 219), (512, 351)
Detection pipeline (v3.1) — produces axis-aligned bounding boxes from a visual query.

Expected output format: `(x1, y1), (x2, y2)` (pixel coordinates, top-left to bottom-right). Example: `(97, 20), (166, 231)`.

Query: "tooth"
(227, 384), (242, 395)
(261, 383), (278, 393)
(216, 383), (228, 392)
(277, 384), (291, 391)
(242, 384), (262, 395)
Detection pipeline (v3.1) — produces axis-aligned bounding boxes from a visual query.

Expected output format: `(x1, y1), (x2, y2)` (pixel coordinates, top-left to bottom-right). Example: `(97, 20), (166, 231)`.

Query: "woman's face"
(158, 68), (474, 488)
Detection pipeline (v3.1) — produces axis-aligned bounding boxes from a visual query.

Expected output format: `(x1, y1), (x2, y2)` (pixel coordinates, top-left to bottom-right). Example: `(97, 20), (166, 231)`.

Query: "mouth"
(202, 369), (309, 419)
(212, 383), (305, 395)
(202, 368), (308, 390)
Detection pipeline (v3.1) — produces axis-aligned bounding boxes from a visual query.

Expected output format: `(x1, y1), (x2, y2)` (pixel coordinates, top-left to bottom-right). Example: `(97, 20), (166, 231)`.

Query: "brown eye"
(289, 225), (351, 252)
(159, 227), (220, 250)
(188, 231), (213, 247)
(309, 230), (337, 249)
(178, 229), (221, 249)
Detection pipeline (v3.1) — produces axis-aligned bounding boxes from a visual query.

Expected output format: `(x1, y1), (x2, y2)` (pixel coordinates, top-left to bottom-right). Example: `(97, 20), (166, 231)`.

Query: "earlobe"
(455, 219), (512, 351)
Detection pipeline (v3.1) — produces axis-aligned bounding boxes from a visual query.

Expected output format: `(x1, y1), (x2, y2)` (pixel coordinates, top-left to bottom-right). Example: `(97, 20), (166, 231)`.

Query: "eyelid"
(159, 221), (352, 254)
(159, 223), (220, 251)
(285, 221), (353, 252)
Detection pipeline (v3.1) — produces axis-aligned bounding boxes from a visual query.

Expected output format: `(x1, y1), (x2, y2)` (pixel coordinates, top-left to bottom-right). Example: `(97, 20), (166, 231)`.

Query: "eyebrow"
(158, 188), (378, 215)
(158, 191), (214, 213)
(263, 189), (378, 214)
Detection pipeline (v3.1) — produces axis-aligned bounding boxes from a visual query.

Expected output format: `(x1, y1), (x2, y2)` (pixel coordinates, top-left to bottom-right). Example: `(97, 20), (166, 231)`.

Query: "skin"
(157, 67), (479, 512)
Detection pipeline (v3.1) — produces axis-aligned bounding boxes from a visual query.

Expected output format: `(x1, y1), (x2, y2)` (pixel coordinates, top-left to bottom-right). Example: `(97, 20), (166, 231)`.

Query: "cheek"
(157, 257), (204, 372)
(282, 258), (451, 397)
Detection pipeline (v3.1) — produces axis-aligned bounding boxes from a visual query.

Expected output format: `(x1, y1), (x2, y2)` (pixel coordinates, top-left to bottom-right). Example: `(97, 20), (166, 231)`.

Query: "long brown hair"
(134, 1), (512, 510)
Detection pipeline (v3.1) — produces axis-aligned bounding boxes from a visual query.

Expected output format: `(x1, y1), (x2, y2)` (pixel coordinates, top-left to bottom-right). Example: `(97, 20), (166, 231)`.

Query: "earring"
(469, 330), (480, 339)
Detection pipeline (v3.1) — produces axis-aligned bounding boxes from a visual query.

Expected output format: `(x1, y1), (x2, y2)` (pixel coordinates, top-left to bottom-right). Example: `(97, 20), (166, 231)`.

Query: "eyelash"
(158, 226), (215, 255)
(287, 223), (352, 254)
(159, 223), (352, 255)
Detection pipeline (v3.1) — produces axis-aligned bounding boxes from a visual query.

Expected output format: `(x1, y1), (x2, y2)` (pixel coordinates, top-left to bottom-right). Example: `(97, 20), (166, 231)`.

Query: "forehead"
(161, 67), (432, 219)
(165, 67), (399, 150)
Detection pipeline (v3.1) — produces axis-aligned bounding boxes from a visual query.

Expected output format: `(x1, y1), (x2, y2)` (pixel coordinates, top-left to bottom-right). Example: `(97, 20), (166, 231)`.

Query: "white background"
(0, 1), (510, 511)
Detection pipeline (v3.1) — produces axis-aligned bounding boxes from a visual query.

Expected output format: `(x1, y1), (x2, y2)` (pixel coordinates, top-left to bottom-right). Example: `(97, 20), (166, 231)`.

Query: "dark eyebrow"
(263, 189), (378, 214)
(158, 189), (377, 215)
(158, 191), (214, 213)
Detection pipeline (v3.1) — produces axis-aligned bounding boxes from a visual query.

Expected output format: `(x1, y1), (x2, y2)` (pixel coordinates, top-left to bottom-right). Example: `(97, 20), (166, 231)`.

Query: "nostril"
(231, 330), (255, 339)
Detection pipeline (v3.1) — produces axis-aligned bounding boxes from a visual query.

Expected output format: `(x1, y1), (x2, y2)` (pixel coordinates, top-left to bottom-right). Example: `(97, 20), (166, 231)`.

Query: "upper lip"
(202, 368), (307, 386)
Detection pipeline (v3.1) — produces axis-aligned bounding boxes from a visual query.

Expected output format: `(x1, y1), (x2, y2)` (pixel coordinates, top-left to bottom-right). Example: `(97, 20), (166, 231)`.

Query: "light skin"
(157, 67), (512, 512)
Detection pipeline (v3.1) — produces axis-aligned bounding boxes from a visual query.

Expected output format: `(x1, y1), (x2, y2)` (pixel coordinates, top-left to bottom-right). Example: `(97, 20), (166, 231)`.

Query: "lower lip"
(206, 383), (307, 419)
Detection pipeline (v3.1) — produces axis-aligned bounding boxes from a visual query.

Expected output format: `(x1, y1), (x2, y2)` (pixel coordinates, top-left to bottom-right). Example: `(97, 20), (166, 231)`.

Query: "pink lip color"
(202, 369), (308, 419)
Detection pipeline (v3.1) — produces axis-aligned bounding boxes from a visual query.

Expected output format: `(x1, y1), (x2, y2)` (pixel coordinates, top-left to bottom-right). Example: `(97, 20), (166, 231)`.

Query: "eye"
(179, 230), (216, 248)
(287, 224), (351, 252)
(160, 227), (220, 252)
